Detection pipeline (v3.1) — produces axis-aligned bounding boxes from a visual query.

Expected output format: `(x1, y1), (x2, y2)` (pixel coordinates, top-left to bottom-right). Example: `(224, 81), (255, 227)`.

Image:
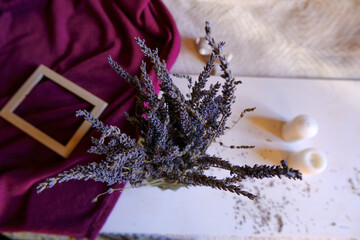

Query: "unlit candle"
(196, 37), (211, 55)
(281, 115), (318, 142)
(288, 148), (327, 174)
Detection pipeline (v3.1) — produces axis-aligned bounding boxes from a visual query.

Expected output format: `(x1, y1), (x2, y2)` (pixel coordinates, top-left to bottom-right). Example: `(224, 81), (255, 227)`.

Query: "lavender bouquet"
(37, 22), (302, 200)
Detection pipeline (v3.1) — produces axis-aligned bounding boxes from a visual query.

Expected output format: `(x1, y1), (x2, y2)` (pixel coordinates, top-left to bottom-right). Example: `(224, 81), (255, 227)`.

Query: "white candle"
(288, 148), (327, 174)
(195, 37), (234, 61)
(281, 115), (318, 142)
(196, 37), (211, 55)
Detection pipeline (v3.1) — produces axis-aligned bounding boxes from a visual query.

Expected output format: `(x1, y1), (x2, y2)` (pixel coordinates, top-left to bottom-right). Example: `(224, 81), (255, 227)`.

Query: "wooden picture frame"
(0, 65), (108, 158)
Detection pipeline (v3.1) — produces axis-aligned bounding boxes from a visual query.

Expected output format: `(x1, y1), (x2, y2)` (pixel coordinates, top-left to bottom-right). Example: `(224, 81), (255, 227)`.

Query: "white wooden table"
(101, 76), (360, 239)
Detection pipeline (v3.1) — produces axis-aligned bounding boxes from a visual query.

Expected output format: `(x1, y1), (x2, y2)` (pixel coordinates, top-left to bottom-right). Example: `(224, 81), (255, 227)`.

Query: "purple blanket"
(0, 0), (180, 239)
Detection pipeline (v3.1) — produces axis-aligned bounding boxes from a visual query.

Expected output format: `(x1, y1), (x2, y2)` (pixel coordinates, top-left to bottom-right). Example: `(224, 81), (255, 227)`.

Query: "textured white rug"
(162, 0), (360, 79)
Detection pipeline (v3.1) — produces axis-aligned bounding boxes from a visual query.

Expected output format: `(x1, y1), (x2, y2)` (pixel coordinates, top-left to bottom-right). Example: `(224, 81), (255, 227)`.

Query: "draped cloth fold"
(0, 0), (180, 239)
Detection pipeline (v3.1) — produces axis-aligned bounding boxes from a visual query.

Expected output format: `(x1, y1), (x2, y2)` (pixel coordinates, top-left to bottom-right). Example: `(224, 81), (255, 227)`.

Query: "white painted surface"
(101, 76), (360, 238)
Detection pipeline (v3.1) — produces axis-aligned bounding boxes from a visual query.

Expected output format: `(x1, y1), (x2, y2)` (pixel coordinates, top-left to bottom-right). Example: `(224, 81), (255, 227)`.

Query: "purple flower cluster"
(37, 22), (302, 200)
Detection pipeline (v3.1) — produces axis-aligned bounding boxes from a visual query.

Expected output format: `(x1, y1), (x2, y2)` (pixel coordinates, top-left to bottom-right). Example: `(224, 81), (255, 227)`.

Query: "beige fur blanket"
(163, 0), (360, 79)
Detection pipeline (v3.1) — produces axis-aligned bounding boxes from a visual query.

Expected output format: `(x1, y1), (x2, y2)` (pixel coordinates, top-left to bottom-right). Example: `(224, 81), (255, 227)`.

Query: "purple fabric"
(0, 0), (180, 239)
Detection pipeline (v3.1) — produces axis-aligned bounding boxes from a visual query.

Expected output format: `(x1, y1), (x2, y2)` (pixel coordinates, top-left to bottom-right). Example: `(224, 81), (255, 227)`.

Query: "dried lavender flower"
(37, 22), (302, 200)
